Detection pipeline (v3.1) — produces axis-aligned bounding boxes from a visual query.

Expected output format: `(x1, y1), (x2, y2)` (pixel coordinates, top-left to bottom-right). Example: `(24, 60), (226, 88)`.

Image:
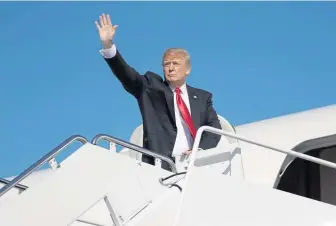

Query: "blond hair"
(162, 48), (191, 66)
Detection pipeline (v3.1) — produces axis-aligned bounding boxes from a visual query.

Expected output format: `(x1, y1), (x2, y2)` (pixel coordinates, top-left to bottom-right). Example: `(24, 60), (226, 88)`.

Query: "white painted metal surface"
(173, 167), (336, 226)
(236, 104), (336, 186)
(1, 104), (336, 226)
(0, 143), (173, 226)
(0, 183), (22, 205)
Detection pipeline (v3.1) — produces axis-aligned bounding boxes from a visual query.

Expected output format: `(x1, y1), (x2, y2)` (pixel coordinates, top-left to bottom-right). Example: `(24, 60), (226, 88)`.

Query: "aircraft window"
(276, 134), (336, 206)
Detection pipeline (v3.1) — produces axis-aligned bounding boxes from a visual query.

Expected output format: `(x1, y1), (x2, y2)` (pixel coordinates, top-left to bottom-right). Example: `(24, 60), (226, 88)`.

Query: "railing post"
(188, 126), (336, 171)
(91, 134), (177, 173)
(173, 126), (336, 226)
(0, 135), (88, 198)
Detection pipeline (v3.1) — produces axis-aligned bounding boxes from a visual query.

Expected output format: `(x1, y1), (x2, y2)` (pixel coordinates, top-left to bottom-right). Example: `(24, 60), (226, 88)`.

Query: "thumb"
(113, 25), (119, 29)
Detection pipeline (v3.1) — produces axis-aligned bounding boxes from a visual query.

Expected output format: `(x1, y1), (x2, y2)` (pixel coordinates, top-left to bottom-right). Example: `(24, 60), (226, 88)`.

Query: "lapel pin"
(193, 95), (197, 99)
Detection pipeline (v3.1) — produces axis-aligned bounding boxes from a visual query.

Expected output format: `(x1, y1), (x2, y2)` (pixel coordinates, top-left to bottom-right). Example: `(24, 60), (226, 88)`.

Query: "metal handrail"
(0, 135), (88, 198)
(188, 126), (336, 172)
(91, 134), (177, 173)
(172, 126), (336, 226)
(0, 178), (28, 191)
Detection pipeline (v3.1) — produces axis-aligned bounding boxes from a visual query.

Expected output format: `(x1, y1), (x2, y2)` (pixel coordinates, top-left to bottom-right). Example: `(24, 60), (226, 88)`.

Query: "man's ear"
(186, 66), (191, 75)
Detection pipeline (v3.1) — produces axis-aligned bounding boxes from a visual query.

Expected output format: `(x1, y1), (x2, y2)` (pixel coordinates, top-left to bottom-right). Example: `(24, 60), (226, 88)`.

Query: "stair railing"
(0, 135), (88, 198)
(172, 125), (336, 226)
(188, 126), (336, 172)
(0, 178), (28, 193)
(91, 134), (177, 173)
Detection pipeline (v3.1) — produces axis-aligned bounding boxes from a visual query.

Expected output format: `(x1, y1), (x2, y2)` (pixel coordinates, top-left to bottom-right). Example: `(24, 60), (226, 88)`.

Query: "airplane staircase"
(172, 126), (336, 226)
(0, 134), (180, 226)
(1, 127), (336, 226)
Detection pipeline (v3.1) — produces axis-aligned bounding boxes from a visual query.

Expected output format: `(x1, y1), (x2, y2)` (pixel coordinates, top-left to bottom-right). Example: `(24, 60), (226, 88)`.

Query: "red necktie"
(175, 87), (197, 139)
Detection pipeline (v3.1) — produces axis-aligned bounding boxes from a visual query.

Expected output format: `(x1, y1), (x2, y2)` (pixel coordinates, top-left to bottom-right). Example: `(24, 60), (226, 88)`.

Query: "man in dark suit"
(95, 13), (222, 171)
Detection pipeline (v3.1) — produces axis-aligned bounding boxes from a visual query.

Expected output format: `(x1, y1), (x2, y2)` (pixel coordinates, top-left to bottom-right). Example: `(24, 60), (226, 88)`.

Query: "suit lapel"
(163, 82), (200, 129)
(164, 81), (176, 124)
(187, 85), (201, 130)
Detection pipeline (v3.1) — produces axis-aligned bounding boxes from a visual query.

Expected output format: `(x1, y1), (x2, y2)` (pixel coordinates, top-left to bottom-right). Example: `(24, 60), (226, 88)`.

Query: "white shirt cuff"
(100, 44), (117, 59)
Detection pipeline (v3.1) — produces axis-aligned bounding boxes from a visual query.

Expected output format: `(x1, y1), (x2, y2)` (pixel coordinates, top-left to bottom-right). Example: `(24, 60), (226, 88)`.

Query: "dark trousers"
(142, 154), (175, 172)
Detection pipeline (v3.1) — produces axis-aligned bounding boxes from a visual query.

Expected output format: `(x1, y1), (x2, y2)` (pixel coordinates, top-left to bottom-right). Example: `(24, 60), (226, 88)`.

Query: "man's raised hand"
(95, 13), (118, 49)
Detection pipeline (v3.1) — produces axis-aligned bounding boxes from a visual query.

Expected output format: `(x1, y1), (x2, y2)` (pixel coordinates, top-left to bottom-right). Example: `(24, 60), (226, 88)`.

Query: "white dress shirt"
(100, 44), (194, 158)
(169, 84), (194, 157)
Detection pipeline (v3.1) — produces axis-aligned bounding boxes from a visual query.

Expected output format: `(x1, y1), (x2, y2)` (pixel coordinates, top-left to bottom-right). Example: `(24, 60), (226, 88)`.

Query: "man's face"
(162, 52), (190, 86)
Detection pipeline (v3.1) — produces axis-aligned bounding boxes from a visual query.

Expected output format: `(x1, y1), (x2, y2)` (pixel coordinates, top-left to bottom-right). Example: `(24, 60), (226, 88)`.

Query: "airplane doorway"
(275, 134), (336, 206)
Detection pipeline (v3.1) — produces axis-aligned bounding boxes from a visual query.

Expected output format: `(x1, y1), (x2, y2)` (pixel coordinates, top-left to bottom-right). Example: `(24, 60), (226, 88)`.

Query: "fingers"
(95, 13), (117, 31)
(95, 21), (100, 30)
(183, 150), (192, 155)
(107, 14), (112, 25)
(98, 13), (111, 26)
(102, 13), (108, 25)
(99, 15), (104, 26)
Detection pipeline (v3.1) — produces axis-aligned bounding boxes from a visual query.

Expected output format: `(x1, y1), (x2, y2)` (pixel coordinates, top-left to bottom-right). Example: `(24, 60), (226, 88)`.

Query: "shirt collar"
(169, 83), (187, 94)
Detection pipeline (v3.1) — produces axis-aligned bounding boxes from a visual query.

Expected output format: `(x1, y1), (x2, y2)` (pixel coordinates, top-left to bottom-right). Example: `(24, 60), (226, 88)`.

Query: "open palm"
(95, 13), (118, 44)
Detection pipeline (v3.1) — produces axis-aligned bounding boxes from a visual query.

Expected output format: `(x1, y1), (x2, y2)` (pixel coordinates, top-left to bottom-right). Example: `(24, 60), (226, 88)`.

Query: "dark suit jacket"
(104, 50), (222, 171)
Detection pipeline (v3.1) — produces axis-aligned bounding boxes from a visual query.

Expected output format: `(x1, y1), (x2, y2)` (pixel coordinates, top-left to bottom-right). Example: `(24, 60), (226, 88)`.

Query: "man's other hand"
(183, 150), (192, 155)
(95, 13), (118, 49)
